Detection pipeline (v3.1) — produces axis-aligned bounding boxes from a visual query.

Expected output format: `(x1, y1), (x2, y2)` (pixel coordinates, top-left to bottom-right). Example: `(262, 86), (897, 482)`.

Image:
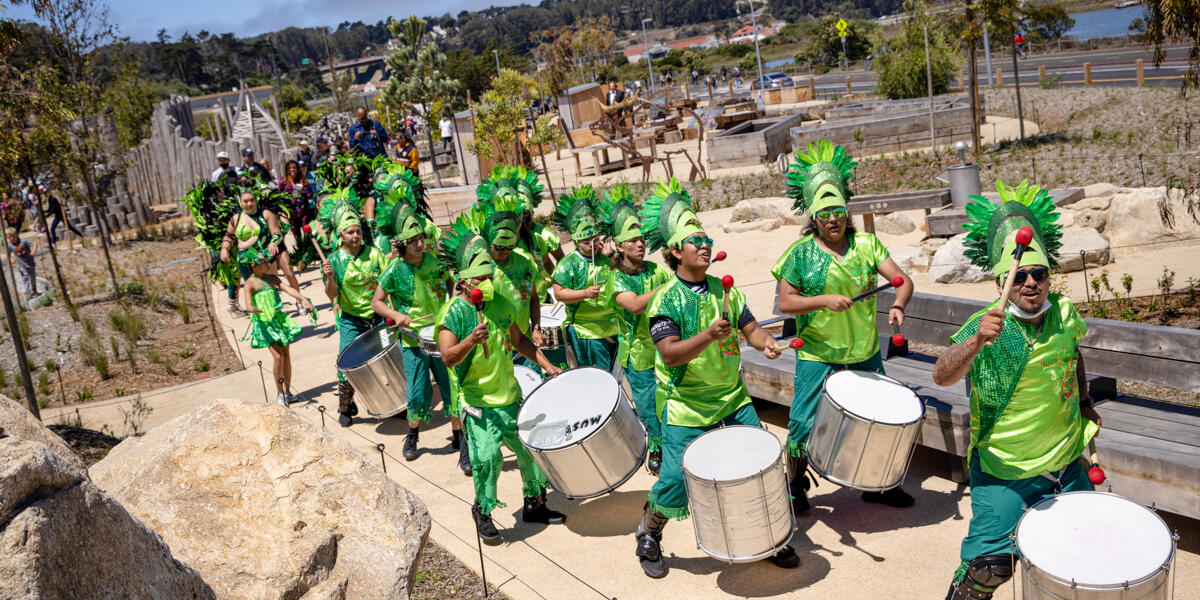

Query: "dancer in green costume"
(632, 177), (798, 579)
(241, 247), (314, 406)
(434, 217), (565, 545)
(322, 207), (391, 427)
(551, 185), (619, 369)
(599, 184), (670, 475)
(934, 180), (1102, 600)
(771, 140), (915, 512)
(477, 165), (563, 301)
(371, 200), (470, 473)
(183, 176), (242, 313)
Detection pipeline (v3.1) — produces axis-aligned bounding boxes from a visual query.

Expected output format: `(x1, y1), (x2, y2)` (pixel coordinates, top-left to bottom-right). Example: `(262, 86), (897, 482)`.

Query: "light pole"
(747, 0), (765, 102)
(642, 18), (655, 95)
(493, 49), (501, 75)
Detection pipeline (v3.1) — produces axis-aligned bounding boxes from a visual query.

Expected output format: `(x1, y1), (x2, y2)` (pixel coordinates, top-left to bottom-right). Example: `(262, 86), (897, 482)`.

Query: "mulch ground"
(411, 540), (511, 600)
(47, 424), (121, 466)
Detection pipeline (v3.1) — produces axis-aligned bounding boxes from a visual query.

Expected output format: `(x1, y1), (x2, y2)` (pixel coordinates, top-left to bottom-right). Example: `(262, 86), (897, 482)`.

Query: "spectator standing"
(6, 227), (39, 299)
(46, 190), (82, 247)
(240, 148), (273, 183)
(691, 69), (698, 84)
(439, 115), (454, 154)
(396, 134), (419, 172)
(313, 137), (332, 166)
(2, 190), (24, 233)
(211, 151), (237, 182)
(297, 140), (314, 168)
(1014, 33), (1027, 58)
(349, 107), (389, 158)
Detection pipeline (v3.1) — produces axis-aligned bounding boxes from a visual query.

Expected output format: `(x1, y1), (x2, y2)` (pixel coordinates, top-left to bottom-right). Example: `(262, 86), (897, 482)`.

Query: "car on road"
(752, 72), (796, 90)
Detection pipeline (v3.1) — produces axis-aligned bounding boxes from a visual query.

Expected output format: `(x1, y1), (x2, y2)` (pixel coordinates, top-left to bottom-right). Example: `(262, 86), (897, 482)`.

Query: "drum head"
(514, 365), (543, 399)
(683, 426), (780, 481)
(336, 325), (395, 370)
(1016, 491), (1173, 586)
(824, 370), (923, 425)
(518, 367), (618, 450)
(419, 325), (436, 342)
(540, 305), (565, 327)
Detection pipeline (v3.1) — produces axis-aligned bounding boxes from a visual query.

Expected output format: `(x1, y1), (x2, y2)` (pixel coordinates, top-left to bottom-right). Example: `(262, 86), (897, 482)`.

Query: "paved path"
(45, 265), (1200, 599)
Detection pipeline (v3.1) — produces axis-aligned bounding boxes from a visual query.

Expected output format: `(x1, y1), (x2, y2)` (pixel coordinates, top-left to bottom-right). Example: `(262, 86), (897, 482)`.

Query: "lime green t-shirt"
(771, 232), (890, 364)
(328, 245), (388, 319)
(552, 251), (618, 339)
(951, 294), (1099, 480)
(494, 250), (537, 336)
(435, 296), (520, 409)
(648, 275), (751, 427)
(608, 261), (671, 371)
(378, 252), (449, 347)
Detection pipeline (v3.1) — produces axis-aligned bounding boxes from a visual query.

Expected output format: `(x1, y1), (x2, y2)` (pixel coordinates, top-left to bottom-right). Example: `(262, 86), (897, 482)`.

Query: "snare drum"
(418, 325), (441, 357)
(335, 325), (408, 418)
(1016, 491), (1176, 599)
(517, 367), (646, 499)
(682, 426), (794, 563)
(538, 305), (568, 349)
(807, 370), (924, 491)
(513, 365), (543, 400)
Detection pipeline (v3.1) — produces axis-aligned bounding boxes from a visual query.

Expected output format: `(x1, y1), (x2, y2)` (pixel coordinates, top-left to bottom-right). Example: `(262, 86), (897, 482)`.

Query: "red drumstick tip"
(892, 333), (906, 346)
(713, 251), (727, 262)
(890, 276), (904, 288)
(1015, 226), (1034, 246)
(1088, 466), (1107, 485)
(385, 317), (396, 326)
(469, 288), (484, 304)
(302, 224), (312, 235)
(789, 337), (804, 350)
(721, 274), (734, 290)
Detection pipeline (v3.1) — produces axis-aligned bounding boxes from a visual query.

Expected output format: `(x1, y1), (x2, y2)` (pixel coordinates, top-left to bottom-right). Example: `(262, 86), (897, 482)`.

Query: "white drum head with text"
(824, 370), (922, 424)
(684, 426), (780, 481)
(514, 365), (543, 399)
(518, 367), (618, 450)
(1017, 492), (1173, 586)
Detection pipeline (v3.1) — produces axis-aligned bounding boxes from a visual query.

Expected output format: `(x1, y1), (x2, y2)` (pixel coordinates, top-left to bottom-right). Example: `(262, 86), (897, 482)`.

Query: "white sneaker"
(275, 393), (288, 407)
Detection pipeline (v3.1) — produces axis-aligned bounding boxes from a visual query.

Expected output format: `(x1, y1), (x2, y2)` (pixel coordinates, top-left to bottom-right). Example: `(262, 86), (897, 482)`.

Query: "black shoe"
(766, 545), (801, 569)
(635, 531), (668, 578)
(347, 401), (359, 417)
(458, 437), (472, 476)
(647, 449), (662, 477)
(338, 412), (352, 427)
(402, 429), (419, 461)
(791, 484), (811, 514)
(862, 486), (916, 508)
(472, 504), (502, 546)
(522, 495), (566, 524)
(451, 429), (463, 450)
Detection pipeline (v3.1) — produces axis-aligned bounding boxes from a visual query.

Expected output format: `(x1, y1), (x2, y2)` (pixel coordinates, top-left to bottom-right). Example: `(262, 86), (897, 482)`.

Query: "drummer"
(370, 201), (470, 474)
(633, 177), (798, 578)
(435, 216), (565, 545)
(933, 180), (1101, 600)
(600, 185), (670, 476)
(551, 186), (619, 369)
(322, 207), (390, 428)
(477, 185), (544, 371)
(771, 140), (914, 512)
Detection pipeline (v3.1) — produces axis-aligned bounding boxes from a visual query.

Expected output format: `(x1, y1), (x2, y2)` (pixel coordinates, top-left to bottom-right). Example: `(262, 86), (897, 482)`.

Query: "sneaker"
(450, 429), (463, 450)
(338, 412), (352, 427)
(647, 449), (662, 477)
(522, 496), (566, 524)
(275, 393), (288, 407)
(402, 429), (419, 461)
(862, 486), (916, 508)
(472, 504), (502, 546)
(766, 545), (801, 569)
(635, 532), (668, 579)
(458, 437), (472, 476)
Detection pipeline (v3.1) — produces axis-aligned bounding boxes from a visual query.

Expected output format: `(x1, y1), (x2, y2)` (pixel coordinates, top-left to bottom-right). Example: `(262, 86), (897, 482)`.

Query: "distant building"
(623, 34), (719, 62)
(728, 22), (778, 44)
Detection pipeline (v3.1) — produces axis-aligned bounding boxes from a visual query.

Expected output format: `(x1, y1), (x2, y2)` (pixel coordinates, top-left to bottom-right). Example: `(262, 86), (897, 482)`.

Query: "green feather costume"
(785, 139), (857, 215)
(639, 177), (704, 253)
(553, 185), (601, 242)
(183, 176), (241, 286)
(438, 209), (494, 281)
(598, 184), (644, 243)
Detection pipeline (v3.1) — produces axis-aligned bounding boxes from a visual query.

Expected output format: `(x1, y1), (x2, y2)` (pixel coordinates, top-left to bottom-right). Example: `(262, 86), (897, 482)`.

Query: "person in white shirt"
(438, 116), (454, 153)
(211, 151), (236, 182)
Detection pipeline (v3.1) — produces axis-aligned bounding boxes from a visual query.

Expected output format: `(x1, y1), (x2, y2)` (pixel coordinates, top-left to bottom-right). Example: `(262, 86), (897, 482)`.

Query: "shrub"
(118, 280), (145, 296)
(76, 387), (93, 402)
(80, 335), (110, 380)
(175, 295), (191, 323)
(37, 372), (50, 396)
(197, 358), (210, 372)
(873, 11), (958, 100)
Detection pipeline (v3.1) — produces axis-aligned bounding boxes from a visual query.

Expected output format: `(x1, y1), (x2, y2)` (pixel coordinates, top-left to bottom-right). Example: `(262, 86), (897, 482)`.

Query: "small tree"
(874, 2), (959, 100)
(467, 69), (535, 166)
(1024, 4), (1075, 42)
(1143, 0), (1200, 93)
(381, 15), (459, 188)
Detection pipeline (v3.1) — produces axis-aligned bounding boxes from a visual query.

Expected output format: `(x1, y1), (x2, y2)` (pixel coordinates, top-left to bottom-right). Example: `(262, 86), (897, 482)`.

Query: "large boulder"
(929, 234), (990, 284)
(0, 395), (87, 473)
(1057, 228), (1111, 272)
(1082, 182), (1120, 199)
(889, 244), (929, 270)
(91, 398), (431, 600)
(0, 437), (214, 600)
(730, 197), (804, 225)
(1071, 208), (1108, 233)
(722, 218), (781, 233)
(874, 212), (917, 236)
(1107, 187), (1200, 253)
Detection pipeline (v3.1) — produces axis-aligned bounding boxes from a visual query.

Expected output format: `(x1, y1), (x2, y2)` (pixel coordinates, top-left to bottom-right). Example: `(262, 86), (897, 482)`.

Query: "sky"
(3, 0), (523, 42)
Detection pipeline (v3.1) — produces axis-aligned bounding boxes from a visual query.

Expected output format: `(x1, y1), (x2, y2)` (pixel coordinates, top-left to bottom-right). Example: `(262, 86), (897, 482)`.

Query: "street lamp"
(493, 50), (501, 75)
(744, 0), (765, 102)
(642, 18), (655, 95)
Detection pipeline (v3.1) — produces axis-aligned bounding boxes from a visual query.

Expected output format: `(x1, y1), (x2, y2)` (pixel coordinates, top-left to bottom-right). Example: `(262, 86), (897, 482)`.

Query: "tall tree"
(1143, 0), (1199, 92)
(982, 0), (1026, 142)
(467, 68), (535, 166)
(873, 0), (959, 100)
(381, 16), (459, 188)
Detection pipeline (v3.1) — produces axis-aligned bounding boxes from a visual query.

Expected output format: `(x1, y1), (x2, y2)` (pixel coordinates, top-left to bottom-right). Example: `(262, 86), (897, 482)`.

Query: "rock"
(0, 395), (87, 473)
(1070, 195), (1113, 212)
(1082, 182), (1120, 199)
(1056, 210), (1076, 228)
(1071, 208), (1107, 232)
(874, 212), (917, 236)
(929, 233), (991, 284)
(889, 244), (929, 270)
(722, 218), (781, 233)
(920, 237), (948, 257)
(1057, 228), (1111, 272)
(91, 399), (431, 600)
(0, 438), (214, 600)
(730, 197), (803, 225)
(1106, 187), (1200, 253)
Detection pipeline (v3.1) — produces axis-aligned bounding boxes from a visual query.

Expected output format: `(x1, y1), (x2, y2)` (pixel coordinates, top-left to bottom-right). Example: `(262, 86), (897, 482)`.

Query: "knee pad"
(947, 555), (1014, 600)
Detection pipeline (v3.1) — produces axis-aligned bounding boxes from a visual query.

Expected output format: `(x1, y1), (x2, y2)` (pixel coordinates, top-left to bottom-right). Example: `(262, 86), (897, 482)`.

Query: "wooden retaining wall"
(790, 103), (980, 157)
(706, 112), (808, 169)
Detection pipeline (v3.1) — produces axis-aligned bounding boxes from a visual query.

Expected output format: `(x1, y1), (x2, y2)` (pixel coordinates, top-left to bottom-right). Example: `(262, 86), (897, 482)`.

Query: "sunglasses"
(491, 243), (515, 252)
(1006, 267), (1050, 286)
(814, 207), (847, 222)
(683, 235), (714, 249)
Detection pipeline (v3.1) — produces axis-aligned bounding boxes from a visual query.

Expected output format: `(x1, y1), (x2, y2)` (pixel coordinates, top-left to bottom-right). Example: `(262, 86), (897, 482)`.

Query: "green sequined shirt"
(607, 261), (671, 371)
(552, 251), (618, 339)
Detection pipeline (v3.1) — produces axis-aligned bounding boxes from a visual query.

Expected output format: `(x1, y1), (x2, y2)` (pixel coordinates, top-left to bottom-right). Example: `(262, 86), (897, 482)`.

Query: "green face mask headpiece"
(786, 139), (857, 216)
(962, 179), (1062, 277)
(553, 185), (601, 242)
(640, 177), (703, 252)
(599, 184), (643, 243)
(393, 203), (425, 243)
(484, 211), (520, 248)
(439, 215), (495, 280)
(336, 208), (361, 237)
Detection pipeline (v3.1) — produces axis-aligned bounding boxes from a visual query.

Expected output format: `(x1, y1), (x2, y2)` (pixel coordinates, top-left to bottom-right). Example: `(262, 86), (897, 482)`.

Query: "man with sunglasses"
(933, 180), (1102, 600)
(551, 186), (619, 369)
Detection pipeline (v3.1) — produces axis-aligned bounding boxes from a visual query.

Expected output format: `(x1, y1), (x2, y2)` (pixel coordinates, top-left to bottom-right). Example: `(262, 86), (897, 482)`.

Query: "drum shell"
(683, 426), (794, 564)
(808, 374), (924, 491)
(336, 325), (409, 418)
(417, 326), (441, 357)
(519, 373), (647, 499)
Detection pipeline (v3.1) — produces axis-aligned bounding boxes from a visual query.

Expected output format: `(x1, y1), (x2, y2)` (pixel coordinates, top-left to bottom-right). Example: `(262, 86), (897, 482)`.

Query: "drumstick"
(891, 322), (906, 347)
(988, 226), (1035, 347)
(470, 287), (491, 359)
(1087, 439), (1107, 485)
(851, 276), (905, 303)
(712, 250), (727, 262)
(304, 224), (328, 264)
(721, 275), (734, 325)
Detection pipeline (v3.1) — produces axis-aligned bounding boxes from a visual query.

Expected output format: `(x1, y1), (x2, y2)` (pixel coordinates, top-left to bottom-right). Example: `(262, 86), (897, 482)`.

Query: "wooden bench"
(743, 289), (1200, 519)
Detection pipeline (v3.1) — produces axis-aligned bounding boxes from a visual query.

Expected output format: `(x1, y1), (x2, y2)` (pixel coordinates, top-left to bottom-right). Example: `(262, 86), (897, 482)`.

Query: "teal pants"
(787, 351), (885, 457)
(566, 325), (616, 370)
(648, 402), (762, 519)
(401, 346), (451, 424)
(464, 402), (549, 514)
(624, 364), (661, 452)
(336, 312), (380, 382)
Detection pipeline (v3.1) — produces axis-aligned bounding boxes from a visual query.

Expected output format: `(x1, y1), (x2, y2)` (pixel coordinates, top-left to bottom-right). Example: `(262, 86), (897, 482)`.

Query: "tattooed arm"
(933, 308), (1005, 386)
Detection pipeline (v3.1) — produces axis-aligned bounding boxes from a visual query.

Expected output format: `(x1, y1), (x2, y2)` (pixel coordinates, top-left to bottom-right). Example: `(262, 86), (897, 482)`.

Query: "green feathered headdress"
(962, 179), (1062, 277)
(510, 165), (545, 209)
(483, 188), (523, 249)
(640, 177), (703, 253)
(391, 203), (426, 244)
(785, 139), (857, 215)
(599, 184), (643, 243)
(439, 209), (494, 280)
(553, 185), (600, 241)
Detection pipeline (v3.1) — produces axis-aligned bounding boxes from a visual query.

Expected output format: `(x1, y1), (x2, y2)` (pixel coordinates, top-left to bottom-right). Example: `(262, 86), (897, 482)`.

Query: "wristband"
(270, 233), (283, 244)
(890, 305), (905, 313)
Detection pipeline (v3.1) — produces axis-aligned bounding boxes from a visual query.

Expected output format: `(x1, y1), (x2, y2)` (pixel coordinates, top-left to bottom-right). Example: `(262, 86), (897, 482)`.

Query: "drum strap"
(1037, 464), (1071, 494)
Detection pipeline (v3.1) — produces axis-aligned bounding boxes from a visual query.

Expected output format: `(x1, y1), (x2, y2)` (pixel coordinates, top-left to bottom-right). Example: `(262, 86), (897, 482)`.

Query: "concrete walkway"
(46, 265), (1199, 599)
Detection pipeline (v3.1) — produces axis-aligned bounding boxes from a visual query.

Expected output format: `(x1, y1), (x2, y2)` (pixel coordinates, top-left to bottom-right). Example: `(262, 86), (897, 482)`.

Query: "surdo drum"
(335, 324), (408, 418)
(513, 365), (543, 400)
(1016, 491), (1177, 599)
(538, 305), (569, 349)
(807, 370), (925, 491)
(682, 426), (794, 563)
(417, 325), (441, 357)
(517, 367), (646, 499)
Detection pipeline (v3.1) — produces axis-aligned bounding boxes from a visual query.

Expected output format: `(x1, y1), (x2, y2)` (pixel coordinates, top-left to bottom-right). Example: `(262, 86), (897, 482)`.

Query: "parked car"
(751, 72), (796, 90)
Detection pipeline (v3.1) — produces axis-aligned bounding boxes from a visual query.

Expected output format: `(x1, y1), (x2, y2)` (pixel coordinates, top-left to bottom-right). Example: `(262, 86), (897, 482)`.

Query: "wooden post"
(1136, 59), (1144, 86)
(845, 76), (852, 95)
(707, 78), (713, 102)
(1038, 65), (1046, 85)
(809, 77), (816, 99)
(958, 69), (964, 89)
(995, 68), (1003, 87)
(728, 77), (734, 100)
(1084, 62), (1092, 87)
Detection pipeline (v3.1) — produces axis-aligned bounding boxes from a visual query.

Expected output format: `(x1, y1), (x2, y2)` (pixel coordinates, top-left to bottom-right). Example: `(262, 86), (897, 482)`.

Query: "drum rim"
(681, 424), (784, 485)
(518, 366), (623, 450)
(1014, 490), (1177, 589)
(820, 369), (926, 426)
(336, 323), (398, 372)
